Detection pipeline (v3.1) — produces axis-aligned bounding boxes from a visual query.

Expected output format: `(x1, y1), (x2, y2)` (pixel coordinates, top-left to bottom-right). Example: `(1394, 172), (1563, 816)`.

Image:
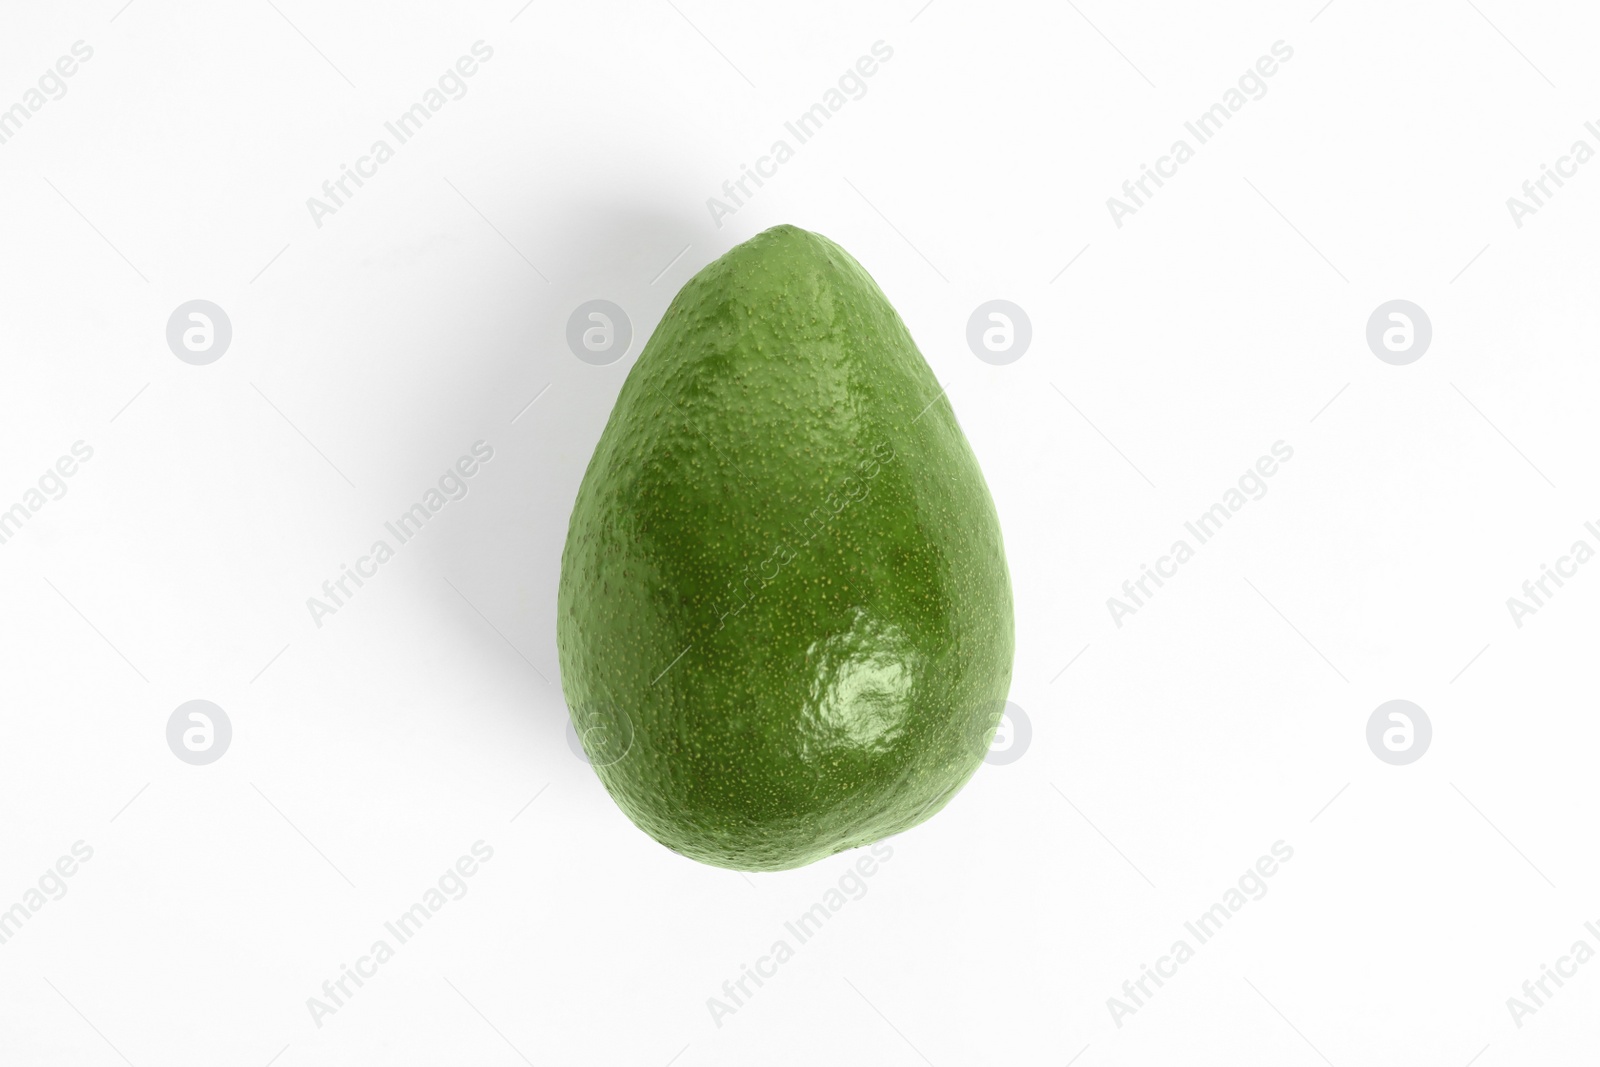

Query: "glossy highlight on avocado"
(557, 225), (1013, 871)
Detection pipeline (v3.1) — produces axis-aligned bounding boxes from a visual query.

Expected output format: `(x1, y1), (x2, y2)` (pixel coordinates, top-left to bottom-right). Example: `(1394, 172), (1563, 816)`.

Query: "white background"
(2, 1), (1597, 1064)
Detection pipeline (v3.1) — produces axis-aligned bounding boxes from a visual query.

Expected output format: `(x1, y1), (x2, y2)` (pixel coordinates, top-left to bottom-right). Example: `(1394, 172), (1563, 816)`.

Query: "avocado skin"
(557, 224), (1013, 871)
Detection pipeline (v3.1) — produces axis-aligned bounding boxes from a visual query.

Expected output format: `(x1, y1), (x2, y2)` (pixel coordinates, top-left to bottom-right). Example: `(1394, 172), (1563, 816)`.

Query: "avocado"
(557, 224), (1014, 871)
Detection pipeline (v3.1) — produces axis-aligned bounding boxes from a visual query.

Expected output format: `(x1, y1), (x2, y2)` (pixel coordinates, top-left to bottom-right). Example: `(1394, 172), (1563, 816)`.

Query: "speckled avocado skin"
(557, 224), (1013, 871)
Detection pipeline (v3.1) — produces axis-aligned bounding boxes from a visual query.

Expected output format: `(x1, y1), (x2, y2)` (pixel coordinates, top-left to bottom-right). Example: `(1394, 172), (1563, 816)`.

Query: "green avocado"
(557, 224), (1013, 871)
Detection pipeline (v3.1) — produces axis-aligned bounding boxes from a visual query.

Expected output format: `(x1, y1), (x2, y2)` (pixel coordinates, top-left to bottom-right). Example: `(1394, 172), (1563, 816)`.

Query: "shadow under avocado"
(413, 195), (750, 759)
